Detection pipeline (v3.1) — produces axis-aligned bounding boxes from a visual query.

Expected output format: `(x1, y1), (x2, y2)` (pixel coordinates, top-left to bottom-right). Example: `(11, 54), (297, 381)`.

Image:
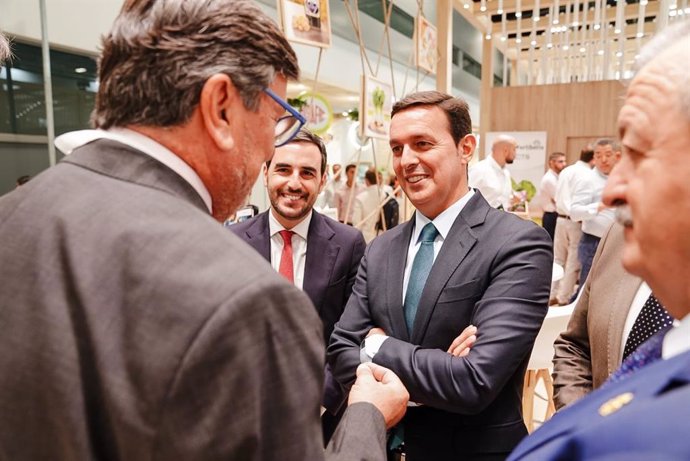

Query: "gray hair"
(92, 0), (299, 129)
(635, 19), (690, 120)
(0, 32), (11, 63)
(594, 138), (621, 152)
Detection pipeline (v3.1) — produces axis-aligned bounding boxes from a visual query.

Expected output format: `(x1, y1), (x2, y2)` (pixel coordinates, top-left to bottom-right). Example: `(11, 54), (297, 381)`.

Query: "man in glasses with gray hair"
(0, 1), (407, 460)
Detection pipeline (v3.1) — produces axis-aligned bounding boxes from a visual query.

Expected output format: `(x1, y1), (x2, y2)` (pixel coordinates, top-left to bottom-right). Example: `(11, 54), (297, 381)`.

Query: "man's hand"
(446, 325), (477, 357)
(366, 327), (386, 338)
(348, 363), (409, 429)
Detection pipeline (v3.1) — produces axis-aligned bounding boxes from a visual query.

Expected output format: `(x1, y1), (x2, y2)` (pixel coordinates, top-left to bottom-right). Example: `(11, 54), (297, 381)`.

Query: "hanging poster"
(360, 75), (393, 140)
(277, 0), (332, 48)
(298, 91), (333, 135)
(415, 15), (438, 75)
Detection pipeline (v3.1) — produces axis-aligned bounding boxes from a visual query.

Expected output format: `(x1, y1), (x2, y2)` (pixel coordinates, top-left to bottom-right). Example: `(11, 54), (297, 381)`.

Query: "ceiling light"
(562, 45), (569, 50)
(486, 33), (492, 39)
(531, 40), (537, 46)
(516, 11), (522, 17)
(597, 49), (604, 56)
(534, 16), (540, 22)
(464, 2), (470, 9)
(74, 67), (87, 74)
(593, 24), (601, 30)
(547, 43), (553, 48)
(480, 5), (487, 11)
(501, 35), (507, 42)
(497, 8), (504, 14)
(616, 51), (623, 57)
(640, 0), (648, 5)
(516, 38), (522, 43)
(553, 18), (559, 24)
(572, 21), (579, 26)
(669, 10), (677, 16)
(580, 47), (586, 53)
(615, 28), (621, 34)
(636, 32), (644, 38)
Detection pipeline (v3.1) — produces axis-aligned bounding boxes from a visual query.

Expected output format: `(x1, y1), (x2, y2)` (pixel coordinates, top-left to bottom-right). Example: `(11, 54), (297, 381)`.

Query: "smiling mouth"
(406, 175), (427, 184)
(281, 192), (305, 202)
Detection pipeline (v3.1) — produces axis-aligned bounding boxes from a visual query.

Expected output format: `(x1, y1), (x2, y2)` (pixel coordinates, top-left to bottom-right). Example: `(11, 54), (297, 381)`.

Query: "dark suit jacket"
(0, 139), (385, 460)
(552, 223), (643, 409)
(230, 210), (366, 345)
(328, 192), (553, 458)
(509, 348), (690, 461)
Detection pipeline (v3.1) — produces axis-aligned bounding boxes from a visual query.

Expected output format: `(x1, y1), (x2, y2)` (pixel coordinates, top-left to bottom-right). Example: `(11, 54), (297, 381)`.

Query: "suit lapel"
(304, 212), (339, 314)
(410, 196), (485, 344)
(241, 212), (271, 262)
(605, 226), (643, 372)
(386, 220), (414, 342)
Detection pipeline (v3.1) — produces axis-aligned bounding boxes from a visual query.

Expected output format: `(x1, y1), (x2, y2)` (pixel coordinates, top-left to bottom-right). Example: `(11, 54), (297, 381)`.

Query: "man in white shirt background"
(469, 134), (518, 210)
(352, 166), (382, 243)
(536, 152), (566, 241)
(570, 138), (620, 290)
(335, 163), (363, 225)
(551, 148), (594, 305)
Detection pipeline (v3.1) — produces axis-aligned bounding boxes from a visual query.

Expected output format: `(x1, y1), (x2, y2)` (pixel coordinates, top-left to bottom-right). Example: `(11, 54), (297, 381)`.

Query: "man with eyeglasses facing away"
(0, 2), (408, 460)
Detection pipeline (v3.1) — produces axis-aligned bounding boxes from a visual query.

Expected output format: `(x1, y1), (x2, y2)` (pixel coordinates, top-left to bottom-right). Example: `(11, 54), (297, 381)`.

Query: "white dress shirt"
(537, 169), (559, 213)
(352, 185), (382, 243)
(54, 128), (213, 213)
(468, 155), (512, 209)
(268, 210), (312, 290)
(570, 167), (615, 237)
(555, 160), (592, 217)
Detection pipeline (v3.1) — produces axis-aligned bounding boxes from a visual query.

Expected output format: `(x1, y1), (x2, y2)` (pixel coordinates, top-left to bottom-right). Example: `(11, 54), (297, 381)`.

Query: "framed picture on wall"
(360, 75), (393, 140)
(415, 15), (438, 75)
(277, 0), (332, 48)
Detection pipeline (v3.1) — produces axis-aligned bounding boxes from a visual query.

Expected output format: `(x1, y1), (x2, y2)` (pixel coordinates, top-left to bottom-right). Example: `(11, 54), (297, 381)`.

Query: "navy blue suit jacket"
(328, 192), (553, 458)
(230, 210), (366, 345)
(509, 348), (690, 460)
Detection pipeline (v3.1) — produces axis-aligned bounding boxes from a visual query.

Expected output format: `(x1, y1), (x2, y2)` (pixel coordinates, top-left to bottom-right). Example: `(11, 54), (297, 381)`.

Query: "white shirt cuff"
(360, 335), (389, 362)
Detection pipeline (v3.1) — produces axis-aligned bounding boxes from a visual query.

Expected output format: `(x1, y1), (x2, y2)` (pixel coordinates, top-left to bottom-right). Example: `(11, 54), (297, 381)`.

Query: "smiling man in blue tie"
(328, 91), (553, 461)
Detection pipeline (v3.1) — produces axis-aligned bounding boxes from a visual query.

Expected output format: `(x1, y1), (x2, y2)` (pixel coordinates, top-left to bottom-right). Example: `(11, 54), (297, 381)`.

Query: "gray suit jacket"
(0, 139), (385, 461)
(552, 223), (642, 409)
(328, 192), (553, 457)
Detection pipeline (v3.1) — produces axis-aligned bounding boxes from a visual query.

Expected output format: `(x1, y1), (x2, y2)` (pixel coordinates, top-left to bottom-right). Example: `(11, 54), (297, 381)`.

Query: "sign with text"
(484, 131), (547, 188)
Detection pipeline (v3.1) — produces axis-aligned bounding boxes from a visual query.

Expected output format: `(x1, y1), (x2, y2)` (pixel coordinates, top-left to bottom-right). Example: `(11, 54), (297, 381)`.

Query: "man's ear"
(458, 134), (477, 164)
(198, 74), (240, 151)
(318, 172), (327, 193)
(262, 162), (270, 187)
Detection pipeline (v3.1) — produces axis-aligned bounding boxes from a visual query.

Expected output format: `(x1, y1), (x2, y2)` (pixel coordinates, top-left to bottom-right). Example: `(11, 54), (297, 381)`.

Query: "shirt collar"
(268, 209), (312, 240)
(54, 128), (213, 213)
(663, 312), (690, 359)
(593, 167), (608, 179)
(412, 189), (475, 243)
(488, 154), (504, 171)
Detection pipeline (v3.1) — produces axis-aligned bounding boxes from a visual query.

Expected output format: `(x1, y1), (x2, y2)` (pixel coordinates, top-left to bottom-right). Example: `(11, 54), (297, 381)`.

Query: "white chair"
(522, 299), (576, 432)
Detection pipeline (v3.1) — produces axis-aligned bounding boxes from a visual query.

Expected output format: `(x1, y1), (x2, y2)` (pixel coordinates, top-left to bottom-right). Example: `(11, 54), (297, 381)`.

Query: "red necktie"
(278, 230), (295, 283)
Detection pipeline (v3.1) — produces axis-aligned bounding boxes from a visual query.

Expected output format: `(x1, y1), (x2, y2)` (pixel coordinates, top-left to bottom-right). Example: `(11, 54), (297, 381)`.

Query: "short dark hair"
(345, 164), (356, 173)
(391, 91), (472, 144)
(92, 0), (299, 129)
(364, 167), (377, 185)
(266, 129), (327, 175)
(549, 152), (566, 161)
(580, 148), (595, 163)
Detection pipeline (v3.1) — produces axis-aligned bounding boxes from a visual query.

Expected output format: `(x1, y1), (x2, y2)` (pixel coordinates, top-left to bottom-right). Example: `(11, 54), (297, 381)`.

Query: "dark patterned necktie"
(622, 294), (674, 360)
(607, 324), (674, 385)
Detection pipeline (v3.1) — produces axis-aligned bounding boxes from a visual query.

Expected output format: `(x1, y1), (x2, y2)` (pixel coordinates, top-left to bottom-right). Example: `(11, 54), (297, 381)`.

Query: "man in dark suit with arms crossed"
(328, 91), (553, 461)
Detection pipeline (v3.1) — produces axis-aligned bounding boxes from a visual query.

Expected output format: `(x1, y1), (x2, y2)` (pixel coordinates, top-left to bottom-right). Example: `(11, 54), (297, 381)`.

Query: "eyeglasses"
(263, 88), (306, 147)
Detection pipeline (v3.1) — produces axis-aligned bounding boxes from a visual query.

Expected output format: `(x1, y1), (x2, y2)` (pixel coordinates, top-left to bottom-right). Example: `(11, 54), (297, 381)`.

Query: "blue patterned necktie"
(606, 324), (674, 385)
(404, 223), (439, 334)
